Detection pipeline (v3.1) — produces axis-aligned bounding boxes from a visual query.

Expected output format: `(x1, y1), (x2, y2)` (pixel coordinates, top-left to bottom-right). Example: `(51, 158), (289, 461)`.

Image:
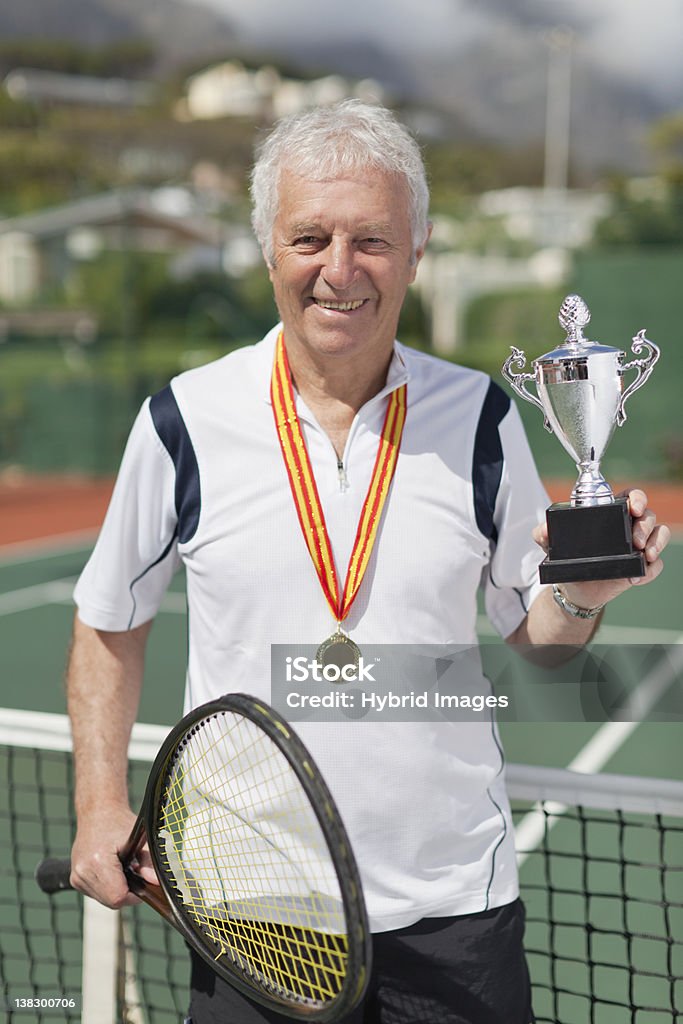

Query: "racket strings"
(161, 720), (341, 912)
(156, 711), (350, 1004)
(218, 917), (347, 1001)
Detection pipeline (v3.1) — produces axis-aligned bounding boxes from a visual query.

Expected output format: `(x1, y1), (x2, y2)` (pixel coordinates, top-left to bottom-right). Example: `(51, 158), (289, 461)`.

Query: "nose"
(320, 237), (356, 291)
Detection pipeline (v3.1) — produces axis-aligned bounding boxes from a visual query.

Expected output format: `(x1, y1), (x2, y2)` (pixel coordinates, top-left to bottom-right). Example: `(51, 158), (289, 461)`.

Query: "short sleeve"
(481, 400), (548, 638)
(73, 398), (181, 631)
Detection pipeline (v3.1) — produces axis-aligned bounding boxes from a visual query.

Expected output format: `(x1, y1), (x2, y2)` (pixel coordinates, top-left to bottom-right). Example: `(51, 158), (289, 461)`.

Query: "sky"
(186, 0), (683, 103)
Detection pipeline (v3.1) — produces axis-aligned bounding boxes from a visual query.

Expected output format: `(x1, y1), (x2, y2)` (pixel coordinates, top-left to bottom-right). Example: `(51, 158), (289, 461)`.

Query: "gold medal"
(316, 627), (362, 674)
(271, 333), (406, 661)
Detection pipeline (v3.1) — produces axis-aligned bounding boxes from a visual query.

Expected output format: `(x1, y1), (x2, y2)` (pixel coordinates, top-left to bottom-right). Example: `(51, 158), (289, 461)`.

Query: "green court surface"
(1, 533), (680, 776)
(0, 535), (681, 1023)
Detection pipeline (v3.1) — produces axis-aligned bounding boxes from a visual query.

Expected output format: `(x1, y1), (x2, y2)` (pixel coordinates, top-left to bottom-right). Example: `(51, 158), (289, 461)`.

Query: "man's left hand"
(532, 488), (671, 612)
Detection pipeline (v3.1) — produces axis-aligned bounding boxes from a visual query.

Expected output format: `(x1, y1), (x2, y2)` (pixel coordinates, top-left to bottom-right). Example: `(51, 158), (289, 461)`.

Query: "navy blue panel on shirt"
(149, 385), (201, 543)
(472, 381), (511, 544)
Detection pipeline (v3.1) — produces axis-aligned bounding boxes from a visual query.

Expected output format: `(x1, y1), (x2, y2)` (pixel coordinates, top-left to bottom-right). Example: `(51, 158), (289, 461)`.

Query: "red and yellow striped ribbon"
(271, 333), (407, 625)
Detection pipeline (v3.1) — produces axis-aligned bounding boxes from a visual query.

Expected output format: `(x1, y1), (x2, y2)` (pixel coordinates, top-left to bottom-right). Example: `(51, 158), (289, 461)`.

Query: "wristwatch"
(552, 583), (605, 620)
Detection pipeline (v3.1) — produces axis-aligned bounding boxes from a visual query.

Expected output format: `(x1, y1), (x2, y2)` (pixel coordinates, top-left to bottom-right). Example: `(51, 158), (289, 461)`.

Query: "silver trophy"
(502, 294), (660, 583)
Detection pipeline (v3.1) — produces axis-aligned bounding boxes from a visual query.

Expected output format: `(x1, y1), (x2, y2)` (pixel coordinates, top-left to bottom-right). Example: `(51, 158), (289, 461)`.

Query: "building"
(478, 186), (612, 250)
(4, 68), (154, 109)
(176, 59), (386, 122)
(0, 190), (227, 307)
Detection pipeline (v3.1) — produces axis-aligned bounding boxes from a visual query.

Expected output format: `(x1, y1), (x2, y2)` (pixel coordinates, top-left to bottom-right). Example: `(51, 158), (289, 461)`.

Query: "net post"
(82, 897), (119, 1023)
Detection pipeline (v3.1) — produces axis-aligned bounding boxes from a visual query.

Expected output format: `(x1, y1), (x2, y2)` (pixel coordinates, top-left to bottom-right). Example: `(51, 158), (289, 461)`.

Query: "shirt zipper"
(337, 457), (349, 492)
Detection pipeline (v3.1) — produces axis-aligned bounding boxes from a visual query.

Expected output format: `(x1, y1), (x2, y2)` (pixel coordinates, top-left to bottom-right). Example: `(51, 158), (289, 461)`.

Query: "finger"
(132, 845), (160, 886)
(632, 508), (657, 550)
(644, 523), (671, 563)
(70, 854), (137, 909)
(136, 864), (160, 886)
(532, 521), (548, 551)
(622, 488), (648, 518)
(630, 554), (665, 586)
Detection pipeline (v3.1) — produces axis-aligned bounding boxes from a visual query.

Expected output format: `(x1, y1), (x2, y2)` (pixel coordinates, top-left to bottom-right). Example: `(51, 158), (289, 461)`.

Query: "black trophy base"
(539, 497), (646, 584)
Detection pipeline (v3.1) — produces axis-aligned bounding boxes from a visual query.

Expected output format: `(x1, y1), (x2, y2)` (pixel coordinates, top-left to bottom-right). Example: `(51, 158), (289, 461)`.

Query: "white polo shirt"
(75, 324), (548, 932)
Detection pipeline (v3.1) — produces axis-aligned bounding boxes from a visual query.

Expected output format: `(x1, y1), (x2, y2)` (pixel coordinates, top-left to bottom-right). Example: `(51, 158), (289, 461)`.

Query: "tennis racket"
(36, 693), (371, 1021)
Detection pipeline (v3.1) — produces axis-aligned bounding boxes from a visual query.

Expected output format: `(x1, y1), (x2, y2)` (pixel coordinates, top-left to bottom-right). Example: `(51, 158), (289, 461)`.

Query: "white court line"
(1, 562), (679, 861)
(0, 530), (97, 566)
(0, 579), (76, 615)
(0, 579), (674, 637)
(1, 582), (675, 639)
(1, 523), (681, 566)
(0, 580), (186, 617)
(589, 623), (683, 644)
(513, 638), (683, 864)
(476, 614), (681, 645)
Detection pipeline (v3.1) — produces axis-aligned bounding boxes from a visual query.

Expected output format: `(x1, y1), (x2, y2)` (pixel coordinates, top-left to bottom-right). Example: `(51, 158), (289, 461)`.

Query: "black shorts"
(185, 898), (535, 1024)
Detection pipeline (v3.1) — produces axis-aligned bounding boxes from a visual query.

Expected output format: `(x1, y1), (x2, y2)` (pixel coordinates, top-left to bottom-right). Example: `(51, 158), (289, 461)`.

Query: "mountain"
(0, 0), (238, 70)
(403, 28), (664, 176)
(0, 0), (670, 175)
(241, 29), (664, 176)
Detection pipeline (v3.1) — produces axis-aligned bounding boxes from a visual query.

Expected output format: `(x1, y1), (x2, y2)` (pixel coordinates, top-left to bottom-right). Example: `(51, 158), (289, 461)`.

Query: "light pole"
(544, 26), (574, 194)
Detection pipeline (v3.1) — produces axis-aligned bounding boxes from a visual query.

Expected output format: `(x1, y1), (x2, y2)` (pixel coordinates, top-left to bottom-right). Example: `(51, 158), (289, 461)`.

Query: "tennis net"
(1, 708), (681, 1023)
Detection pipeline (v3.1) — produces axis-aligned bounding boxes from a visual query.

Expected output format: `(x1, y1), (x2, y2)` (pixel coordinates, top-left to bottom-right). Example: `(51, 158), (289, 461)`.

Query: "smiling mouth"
(313, 298), (366, 311)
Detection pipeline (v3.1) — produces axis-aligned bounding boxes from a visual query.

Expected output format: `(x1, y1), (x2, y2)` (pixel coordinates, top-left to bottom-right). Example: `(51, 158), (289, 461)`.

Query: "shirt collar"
(260, 324), (411, 405)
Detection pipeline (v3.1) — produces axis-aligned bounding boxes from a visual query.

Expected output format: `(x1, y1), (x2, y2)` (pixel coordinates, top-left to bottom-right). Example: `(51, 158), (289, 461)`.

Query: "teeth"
(315, 299), (365, 311)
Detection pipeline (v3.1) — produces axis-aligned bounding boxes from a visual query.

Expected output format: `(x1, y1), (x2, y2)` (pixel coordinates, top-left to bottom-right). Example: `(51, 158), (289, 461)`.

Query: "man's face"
(266, 167), (427, 366)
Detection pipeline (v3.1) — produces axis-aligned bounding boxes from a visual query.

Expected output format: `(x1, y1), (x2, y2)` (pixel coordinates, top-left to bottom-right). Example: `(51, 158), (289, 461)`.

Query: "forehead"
(275, 167), (412, 232)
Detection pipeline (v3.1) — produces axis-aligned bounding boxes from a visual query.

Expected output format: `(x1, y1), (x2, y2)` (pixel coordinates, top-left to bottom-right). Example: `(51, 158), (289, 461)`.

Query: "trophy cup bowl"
(502, 294), (660, 583)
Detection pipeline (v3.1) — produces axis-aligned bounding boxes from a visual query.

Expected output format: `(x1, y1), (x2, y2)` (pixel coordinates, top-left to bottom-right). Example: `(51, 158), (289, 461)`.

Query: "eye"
(361, 237), (389, 251)
(292, 235), (325, 250)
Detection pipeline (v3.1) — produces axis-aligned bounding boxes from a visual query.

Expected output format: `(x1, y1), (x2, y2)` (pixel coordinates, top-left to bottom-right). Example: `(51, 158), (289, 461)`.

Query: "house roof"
(0, 190), (224, 246)
(5, 68), (154, 108)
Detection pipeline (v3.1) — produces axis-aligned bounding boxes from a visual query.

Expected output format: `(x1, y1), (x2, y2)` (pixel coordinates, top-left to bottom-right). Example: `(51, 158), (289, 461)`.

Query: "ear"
(415, 221), (433, 265)
(261, 245), (276, 275)
(408, 222), (433, 282)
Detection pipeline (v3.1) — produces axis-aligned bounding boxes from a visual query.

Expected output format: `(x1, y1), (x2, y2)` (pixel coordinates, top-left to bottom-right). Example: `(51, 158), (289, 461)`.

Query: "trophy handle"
(502, 347), (552, 431)
(617, 330), (660, 426)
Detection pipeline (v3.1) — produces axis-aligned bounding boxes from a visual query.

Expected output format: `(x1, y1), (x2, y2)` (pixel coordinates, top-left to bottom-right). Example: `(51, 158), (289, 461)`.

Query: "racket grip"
(35, 856), (171, 922)
(35, 857), (73, 894)
(123, 866), (175, 924)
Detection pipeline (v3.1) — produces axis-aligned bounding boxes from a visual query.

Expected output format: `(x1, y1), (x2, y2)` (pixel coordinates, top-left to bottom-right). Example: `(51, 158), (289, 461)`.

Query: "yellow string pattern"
(157, 711), (350, 1007)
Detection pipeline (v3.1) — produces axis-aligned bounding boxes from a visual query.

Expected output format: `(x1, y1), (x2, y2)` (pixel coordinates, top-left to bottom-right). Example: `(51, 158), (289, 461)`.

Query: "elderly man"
(67, 101), (669, 1024)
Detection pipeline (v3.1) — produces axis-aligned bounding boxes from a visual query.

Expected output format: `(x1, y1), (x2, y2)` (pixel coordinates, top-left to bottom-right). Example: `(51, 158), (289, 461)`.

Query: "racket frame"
(126, 693), (371, 1021)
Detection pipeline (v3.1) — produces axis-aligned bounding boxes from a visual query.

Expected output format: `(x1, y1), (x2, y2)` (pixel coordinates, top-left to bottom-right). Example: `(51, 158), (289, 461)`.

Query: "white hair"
(250, 99), (430, 266)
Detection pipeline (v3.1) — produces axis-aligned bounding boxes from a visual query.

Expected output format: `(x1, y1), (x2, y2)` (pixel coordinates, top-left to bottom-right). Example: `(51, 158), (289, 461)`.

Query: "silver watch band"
(552, 583), (605, 620)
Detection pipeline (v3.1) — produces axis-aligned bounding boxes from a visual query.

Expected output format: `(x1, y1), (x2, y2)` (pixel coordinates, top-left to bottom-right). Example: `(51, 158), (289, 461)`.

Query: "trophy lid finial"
(559, 294), (591, 344)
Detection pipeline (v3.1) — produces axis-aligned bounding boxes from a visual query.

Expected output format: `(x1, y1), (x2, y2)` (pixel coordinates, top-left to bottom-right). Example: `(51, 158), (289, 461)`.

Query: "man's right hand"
(66, 615), (155, 909)
(69, 802), (157, 908)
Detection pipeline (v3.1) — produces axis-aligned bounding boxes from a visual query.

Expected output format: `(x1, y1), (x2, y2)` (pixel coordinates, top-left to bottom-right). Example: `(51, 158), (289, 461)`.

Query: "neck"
(283, 338), (394, 457)
(284, 334), (393, 404)
(294, 359), (390, 411)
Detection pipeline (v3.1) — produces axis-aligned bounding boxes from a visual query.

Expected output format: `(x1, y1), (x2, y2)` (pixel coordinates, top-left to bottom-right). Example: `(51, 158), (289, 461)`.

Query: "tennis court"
(1, 483), (681, 1022)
